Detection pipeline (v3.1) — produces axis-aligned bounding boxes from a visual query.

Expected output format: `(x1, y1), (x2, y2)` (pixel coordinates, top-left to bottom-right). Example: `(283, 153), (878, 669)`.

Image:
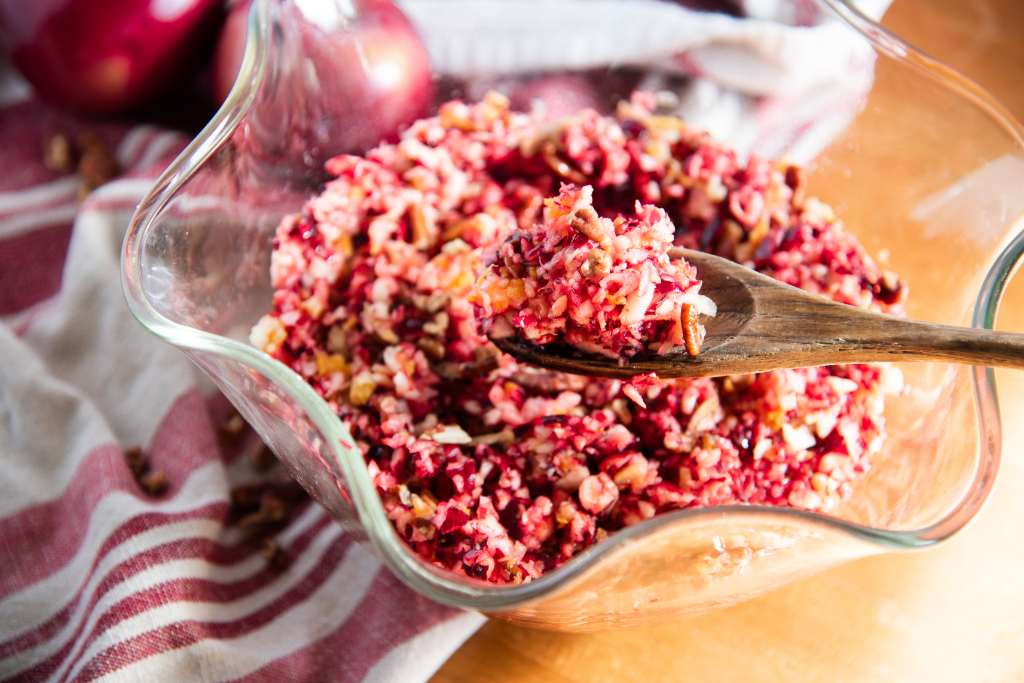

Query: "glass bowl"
(122, 0), (1024, 630)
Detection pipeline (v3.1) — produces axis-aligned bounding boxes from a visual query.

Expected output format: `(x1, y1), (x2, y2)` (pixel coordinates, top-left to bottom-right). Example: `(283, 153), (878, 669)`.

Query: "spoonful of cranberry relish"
(475, 185), (1024, 379)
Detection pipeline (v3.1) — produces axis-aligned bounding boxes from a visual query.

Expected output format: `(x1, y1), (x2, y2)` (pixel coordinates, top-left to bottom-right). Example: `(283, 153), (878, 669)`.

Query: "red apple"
(0, 0), (223, 115)
(214, 0), (433, 152)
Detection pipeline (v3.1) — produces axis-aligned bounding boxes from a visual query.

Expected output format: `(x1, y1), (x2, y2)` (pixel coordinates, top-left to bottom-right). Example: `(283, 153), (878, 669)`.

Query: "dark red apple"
(214, 0), (433, 151)
(0, 0), (223, 115)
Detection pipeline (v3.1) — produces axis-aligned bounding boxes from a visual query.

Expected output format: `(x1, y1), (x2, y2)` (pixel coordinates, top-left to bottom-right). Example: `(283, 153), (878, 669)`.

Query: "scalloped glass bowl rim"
(121, 0), (1024, 610)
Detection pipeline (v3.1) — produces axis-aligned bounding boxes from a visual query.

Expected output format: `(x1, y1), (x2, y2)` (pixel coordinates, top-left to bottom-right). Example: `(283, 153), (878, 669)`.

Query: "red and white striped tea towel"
(0, 1), (891, 680)
(0, 74), (482, 681)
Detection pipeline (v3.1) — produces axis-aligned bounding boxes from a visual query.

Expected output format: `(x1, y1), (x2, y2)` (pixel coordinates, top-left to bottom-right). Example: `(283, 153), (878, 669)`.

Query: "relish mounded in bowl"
(251, 92), (906, 583)
(124, 0), (1022, 625)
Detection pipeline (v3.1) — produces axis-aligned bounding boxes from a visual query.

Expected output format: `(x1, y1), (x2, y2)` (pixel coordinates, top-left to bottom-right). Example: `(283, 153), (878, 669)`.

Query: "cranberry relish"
(252, 92), (906, 584)
(474, 183), (716, 359)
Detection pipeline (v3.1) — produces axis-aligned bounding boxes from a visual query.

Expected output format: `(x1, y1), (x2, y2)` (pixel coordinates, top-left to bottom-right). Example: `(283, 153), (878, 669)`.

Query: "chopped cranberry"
(578, 473), (620, 514)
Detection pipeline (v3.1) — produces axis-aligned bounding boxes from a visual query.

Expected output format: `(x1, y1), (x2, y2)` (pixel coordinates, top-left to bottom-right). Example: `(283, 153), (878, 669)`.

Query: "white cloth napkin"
(403, 0), (890, 158)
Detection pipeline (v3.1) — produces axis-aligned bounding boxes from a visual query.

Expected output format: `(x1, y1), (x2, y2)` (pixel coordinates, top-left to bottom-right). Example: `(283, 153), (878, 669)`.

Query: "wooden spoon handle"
(824, 315), (1024, 369)
(734, 285), (1024, 370)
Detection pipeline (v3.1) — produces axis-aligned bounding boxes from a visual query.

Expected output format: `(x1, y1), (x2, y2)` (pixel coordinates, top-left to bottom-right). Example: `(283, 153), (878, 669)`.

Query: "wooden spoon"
(490, 247), (1024, 379)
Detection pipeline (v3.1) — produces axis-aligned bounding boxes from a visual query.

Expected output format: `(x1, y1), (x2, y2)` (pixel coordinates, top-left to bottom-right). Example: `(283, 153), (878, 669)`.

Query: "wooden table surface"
(433, 1), (1024, 680)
